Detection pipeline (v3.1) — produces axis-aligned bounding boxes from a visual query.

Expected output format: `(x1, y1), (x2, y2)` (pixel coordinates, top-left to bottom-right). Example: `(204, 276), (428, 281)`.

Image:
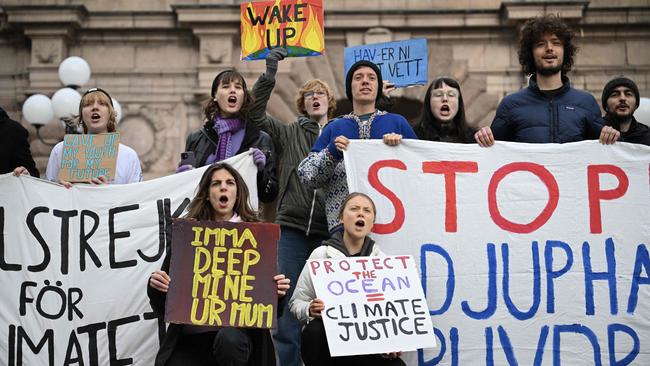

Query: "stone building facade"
(1, 0), (649, 178)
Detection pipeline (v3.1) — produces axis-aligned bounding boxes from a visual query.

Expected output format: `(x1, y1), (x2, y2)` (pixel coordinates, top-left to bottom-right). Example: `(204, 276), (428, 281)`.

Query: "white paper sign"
(309, 255), (436, 356)
(344, 140), (650, 366)
(0, 153), (257, 366)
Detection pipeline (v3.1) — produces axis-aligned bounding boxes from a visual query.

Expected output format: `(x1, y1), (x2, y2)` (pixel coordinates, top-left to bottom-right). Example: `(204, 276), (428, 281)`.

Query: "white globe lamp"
(112, 98), (123, 124)
(51, 87), (81, 120)
(58, 56), (91, 87)
(634, 97), (650, 126)
(22, 94), (54, 125)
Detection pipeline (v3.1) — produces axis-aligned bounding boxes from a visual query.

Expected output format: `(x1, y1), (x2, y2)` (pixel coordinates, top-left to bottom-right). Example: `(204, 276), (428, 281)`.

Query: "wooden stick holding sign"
(165, 219), (280, 329)
(240, 0), (324, 60)
(308, 255), (437, 357)
(57, 132), (120, 182)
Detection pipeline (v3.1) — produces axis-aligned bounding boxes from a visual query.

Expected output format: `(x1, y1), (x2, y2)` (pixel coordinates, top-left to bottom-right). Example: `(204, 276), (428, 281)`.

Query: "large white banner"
(0, 153), (257, 365)
(345, 140), (650, 366)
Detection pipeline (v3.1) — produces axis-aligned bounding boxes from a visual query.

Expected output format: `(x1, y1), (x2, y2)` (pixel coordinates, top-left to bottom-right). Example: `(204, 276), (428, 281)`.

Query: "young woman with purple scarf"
(182, 69), (278, 203)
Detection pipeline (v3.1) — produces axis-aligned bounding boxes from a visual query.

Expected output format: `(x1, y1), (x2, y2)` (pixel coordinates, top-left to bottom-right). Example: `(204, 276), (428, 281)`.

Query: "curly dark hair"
(204, 70), (254, 122)
(413, 77), (474, 143)
(518, 14), (577, 76)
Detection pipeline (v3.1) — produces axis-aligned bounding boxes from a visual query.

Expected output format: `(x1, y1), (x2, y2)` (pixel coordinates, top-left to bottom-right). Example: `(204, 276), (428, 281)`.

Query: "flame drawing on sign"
(240, 0), (324, 60)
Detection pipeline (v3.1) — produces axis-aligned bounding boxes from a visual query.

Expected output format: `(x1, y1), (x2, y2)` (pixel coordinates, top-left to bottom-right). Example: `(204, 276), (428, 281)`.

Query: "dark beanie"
(601, 76), (640, 112)
(345, 60), (383, 102)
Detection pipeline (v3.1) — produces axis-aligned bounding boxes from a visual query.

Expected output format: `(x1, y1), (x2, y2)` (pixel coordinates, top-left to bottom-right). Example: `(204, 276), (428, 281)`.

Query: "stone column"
(4, 5), (88, 94)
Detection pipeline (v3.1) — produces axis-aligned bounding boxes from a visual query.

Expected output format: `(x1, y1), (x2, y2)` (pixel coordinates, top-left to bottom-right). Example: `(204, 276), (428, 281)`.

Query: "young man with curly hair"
(474, 14), (619, 146)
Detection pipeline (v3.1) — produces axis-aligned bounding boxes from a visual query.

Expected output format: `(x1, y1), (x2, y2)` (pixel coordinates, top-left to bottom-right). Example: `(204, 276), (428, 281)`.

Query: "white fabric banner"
(344, 140), (650, 366)
(0, 153), (257, 365)
(309, 255), (436, 356)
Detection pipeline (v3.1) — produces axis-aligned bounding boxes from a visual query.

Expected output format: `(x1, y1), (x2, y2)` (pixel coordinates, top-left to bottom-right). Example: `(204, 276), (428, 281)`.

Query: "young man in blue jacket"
(297, 60), (417, 232)
(474, 14), (619, 146)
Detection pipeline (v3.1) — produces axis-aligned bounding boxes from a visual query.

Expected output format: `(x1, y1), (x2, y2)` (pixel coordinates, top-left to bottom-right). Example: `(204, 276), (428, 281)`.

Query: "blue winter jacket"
(491, 75), (604, 143)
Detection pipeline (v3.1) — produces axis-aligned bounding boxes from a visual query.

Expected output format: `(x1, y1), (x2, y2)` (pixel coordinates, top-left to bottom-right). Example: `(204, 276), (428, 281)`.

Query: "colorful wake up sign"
(240, 0), (325, 60)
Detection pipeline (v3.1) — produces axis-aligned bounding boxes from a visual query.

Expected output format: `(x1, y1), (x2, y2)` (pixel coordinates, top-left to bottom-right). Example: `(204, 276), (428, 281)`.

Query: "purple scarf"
(205, 117), (244, 165)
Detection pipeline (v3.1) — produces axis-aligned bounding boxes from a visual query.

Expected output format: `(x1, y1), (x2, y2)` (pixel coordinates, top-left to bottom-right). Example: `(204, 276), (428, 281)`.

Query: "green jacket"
(249, 73), (328, 236)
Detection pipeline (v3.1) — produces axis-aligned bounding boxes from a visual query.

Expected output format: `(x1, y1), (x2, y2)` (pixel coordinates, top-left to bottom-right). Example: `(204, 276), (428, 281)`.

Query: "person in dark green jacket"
(248, 48), (334, 366)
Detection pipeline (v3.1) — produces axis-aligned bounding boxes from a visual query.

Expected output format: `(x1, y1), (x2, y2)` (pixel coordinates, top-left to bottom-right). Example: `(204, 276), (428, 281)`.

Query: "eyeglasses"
(431, 90), (459, 99)
(304, 91), (327, 99)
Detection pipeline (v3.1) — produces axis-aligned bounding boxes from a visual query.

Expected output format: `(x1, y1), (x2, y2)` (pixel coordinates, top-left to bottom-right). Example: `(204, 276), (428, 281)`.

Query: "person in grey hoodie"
(289, 192), (405, 366)
(248, 47), (333, 366)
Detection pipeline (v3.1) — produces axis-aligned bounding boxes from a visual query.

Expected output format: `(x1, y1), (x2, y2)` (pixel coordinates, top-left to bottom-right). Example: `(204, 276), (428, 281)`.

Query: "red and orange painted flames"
(241, 0), (324, 57)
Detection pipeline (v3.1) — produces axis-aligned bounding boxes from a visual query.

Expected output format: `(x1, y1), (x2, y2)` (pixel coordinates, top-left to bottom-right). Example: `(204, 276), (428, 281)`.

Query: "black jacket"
(184, 121), (278, 203)
(604, 116), (650, 146)
(249, 73), (328, 236)
(147, 249), (284, 366)
(0, 108), (39, 177)
(491, 75), (604, 143)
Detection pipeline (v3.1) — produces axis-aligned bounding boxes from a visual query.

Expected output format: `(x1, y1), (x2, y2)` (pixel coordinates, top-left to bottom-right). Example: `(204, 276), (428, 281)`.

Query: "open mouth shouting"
(217, 194), (230, 208)
(227, 95), (238, 107)
(439, 104), (451, 117)
(90, 112), (102, 122)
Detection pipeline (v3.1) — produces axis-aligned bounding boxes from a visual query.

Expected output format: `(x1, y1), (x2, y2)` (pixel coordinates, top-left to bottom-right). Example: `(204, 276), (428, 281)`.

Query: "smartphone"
(179, 151), (196, 167)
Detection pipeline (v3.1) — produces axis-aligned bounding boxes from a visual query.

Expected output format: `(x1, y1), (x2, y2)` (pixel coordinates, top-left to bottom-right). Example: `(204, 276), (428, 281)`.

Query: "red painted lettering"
(422, 161), (479, 232)
(368, 160), (407, 234)
(488, 162), (559, 233)
(587, 165), (629, 233)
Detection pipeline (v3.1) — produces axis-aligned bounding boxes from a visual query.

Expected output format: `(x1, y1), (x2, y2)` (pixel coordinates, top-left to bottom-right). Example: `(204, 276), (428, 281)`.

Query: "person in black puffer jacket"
(474, 14), (620, 146)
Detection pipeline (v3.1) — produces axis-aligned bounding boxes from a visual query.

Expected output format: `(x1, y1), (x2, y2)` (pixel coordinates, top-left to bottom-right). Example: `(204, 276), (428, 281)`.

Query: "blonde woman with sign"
(43, 88), (142, 187)
(289, 192), (405, 366)
(147, 162), (290, 366)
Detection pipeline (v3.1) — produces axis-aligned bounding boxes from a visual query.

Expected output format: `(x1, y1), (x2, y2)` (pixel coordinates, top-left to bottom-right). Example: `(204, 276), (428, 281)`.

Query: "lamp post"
(22, 56), (123, 144)
(635, 97), (650, 127)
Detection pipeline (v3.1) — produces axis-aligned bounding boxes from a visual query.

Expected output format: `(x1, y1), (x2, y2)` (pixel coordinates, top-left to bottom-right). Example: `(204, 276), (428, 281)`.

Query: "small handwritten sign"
(309, 255), (436, 356)
(344, 39), (428, 88)
(58, 133), (119, 182)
